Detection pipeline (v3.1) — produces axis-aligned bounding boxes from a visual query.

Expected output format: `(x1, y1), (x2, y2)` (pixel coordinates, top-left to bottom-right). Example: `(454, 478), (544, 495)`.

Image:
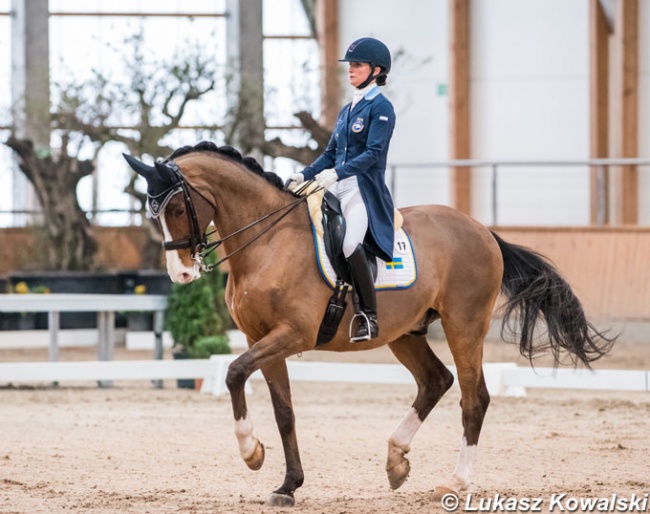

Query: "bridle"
(151, 160), (321, 273)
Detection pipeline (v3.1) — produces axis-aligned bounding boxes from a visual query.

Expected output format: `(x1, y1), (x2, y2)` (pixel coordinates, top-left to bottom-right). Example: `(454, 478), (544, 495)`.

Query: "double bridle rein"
(155, 160), (320, 273)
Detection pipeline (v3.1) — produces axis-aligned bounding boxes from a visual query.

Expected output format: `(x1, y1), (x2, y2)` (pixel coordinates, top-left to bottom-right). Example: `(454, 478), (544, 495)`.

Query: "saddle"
(316, 192), (377, 346)
(320, 192), (377, 285)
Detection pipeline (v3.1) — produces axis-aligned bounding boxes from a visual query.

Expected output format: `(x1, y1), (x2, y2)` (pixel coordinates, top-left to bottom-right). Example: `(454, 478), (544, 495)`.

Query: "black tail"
(491, 231), (616, 368)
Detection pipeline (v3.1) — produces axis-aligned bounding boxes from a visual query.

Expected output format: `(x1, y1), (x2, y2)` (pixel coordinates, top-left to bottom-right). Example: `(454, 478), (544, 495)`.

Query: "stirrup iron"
(349, 311), (371, 343)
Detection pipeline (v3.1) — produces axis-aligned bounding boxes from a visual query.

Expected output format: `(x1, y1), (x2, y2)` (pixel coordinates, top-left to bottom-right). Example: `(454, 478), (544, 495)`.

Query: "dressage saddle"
(316, 192), (377, 346)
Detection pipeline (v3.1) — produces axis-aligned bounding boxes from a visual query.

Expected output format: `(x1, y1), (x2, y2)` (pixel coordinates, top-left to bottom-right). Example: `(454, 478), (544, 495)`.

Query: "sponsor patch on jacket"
(351, 117), (364, 133)
(379, 115), (389, 121)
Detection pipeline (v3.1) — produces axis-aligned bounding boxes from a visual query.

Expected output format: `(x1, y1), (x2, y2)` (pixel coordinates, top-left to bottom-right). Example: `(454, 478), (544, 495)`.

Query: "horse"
(124, 141), (615, 507)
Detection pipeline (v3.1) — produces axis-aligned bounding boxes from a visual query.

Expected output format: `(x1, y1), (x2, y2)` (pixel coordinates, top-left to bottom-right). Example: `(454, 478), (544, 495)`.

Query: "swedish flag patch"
(385, 258), (404, 270)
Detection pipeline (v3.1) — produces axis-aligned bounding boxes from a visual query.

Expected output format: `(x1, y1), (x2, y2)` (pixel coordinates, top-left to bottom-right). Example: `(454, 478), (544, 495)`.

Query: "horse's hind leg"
(386, 334), (454, 490)
(436, 315), (491, 495)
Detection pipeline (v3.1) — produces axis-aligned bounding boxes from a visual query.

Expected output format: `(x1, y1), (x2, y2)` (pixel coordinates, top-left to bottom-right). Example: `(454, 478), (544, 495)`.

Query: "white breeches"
(329, 176), (369, 258)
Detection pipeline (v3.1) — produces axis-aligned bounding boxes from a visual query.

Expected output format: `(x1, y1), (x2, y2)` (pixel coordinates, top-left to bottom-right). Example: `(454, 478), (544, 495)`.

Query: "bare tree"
(5, 33), (219, 270)
(262, 111), (330, 165)
(5, 30), (334, 270)
(53, 33), (219, 268)
(6, 135), (98, 270)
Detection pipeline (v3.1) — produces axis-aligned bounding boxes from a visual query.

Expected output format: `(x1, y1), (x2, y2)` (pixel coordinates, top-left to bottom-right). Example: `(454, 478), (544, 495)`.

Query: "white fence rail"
(0, 356), (647, 397)
(0, 294), (168, 387)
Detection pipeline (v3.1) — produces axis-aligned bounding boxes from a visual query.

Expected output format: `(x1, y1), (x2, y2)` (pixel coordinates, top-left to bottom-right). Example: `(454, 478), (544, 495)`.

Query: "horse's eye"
(173, 206), (185, 218)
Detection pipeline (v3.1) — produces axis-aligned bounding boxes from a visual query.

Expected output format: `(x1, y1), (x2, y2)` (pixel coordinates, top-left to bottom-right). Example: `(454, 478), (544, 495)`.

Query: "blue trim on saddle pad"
(308, 211), (418, 291)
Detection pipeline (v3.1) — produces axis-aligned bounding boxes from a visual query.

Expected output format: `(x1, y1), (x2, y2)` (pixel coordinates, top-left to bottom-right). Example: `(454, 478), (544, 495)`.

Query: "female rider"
(287, 37), (396, 341)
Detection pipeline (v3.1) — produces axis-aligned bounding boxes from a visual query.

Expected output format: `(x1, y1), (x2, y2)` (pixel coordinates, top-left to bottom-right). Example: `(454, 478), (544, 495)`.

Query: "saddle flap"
(321, 192), (351, 283)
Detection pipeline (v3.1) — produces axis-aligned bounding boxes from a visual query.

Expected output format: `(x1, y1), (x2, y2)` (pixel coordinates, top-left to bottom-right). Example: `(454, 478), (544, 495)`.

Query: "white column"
(10, 0), (49, 225)
(226, 0), (264, 161)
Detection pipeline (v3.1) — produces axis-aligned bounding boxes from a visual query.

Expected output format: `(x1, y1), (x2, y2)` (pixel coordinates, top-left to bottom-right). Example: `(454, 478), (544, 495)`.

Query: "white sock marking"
(388, 408), (422, 462)
(234, 415), (258, 461)
(450, 436), (477, 491)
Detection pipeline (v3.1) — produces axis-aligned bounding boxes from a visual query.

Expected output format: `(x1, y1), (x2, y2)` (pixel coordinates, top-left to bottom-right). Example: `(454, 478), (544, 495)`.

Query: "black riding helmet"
(339, 37), (391, 89)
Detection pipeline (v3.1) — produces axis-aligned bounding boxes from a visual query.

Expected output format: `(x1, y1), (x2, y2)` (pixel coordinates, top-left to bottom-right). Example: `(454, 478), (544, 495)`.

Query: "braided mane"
(165, 141), (287, 191)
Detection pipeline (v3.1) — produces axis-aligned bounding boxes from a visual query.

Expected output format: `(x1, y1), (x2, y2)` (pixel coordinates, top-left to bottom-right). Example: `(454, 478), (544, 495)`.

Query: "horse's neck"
(200, 164), (307, 270)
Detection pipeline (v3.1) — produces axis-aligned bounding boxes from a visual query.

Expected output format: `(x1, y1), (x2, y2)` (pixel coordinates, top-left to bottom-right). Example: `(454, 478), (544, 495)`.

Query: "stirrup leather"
(316, 280), (349, 346)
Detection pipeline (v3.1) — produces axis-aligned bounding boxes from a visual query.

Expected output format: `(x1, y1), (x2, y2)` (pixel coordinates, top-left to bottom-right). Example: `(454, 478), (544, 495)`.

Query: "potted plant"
(165, 261), (231, 388)
(125, 284), (153, 331)
(0, 281), (51, 330)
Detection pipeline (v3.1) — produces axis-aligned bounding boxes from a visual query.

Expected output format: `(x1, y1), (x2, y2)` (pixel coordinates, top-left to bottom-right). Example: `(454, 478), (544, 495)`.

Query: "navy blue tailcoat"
(301, 88), (396, 262)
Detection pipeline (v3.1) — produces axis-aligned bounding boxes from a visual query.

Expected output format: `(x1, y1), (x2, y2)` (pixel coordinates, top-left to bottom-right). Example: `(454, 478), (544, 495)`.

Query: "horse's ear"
(123, 154), (154, 179)
(154, 161), (179, 183)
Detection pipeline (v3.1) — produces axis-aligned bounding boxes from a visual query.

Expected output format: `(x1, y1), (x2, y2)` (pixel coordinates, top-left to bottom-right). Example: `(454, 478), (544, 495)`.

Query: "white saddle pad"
(309, 216), (418, 291)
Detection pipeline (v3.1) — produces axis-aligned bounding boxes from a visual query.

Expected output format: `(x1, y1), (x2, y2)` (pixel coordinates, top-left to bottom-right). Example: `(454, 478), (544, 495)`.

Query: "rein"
(160, 161), (321, 273)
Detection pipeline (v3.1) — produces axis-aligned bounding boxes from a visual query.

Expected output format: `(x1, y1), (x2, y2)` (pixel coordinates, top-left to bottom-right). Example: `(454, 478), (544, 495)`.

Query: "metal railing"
(2, 158), (650, 228)
(389, 158), (650, 225)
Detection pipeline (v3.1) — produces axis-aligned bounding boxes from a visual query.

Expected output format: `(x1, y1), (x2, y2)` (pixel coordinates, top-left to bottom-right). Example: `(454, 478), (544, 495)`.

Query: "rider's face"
(348, 62), (379, 88)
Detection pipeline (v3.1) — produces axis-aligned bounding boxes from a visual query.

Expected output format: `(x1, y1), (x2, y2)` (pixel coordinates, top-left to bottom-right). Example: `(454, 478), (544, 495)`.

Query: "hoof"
(265, 492), (295, 507)
(432, 485), (459, 501)
(244, 439), (265, 471)
(386, 457), (411, 490)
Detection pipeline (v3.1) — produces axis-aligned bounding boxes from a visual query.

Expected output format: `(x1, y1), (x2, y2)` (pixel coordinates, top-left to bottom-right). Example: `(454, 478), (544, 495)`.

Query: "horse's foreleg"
(386, 334), (454, 490)
(226, 349), (266, 471)
(225, 324), (305, 505)
(261, 359), (304, 507)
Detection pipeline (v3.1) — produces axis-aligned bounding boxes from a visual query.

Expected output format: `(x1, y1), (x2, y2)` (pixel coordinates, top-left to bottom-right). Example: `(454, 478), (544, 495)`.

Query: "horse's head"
(123, 154), (215, 284)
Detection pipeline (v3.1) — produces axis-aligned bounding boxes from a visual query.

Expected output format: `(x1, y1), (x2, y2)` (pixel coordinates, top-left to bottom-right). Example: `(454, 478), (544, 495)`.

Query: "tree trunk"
(6, 136), (98, 270)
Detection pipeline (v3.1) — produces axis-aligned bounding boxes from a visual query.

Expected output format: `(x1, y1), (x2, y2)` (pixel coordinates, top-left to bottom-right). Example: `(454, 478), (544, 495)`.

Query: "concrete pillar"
(11, 0), (50, 224)
(226, 0), (264, 161)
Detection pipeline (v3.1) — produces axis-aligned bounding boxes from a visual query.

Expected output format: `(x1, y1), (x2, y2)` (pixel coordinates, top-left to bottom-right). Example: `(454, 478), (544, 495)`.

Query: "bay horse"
(124, 142), (614, 507)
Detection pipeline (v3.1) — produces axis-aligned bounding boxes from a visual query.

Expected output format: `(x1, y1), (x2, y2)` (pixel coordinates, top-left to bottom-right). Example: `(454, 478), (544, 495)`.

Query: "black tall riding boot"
(347, 244), (378, 341)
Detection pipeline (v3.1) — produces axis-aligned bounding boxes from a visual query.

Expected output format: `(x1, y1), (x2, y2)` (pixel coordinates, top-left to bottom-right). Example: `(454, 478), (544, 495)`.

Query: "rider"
(287, 37), (396, 341)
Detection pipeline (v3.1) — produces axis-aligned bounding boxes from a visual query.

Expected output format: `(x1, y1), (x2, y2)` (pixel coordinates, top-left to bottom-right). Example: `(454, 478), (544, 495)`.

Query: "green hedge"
(165, 259), (232, 358)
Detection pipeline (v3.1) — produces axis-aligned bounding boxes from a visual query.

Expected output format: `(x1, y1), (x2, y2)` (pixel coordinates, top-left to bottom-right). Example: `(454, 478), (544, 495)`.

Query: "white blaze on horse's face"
(159, 209), (201, 284)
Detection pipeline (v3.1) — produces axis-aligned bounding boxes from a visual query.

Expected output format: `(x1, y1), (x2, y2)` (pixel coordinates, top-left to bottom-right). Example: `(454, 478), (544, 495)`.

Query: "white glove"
(315, 168), (338, 190)
(285, 172), (305, 191)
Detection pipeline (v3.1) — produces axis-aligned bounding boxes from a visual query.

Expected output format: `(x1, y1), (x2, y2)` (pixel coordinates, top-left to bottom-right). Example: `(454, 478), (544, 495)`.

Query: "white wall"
(338, 0), (648, 226)
(338, 0), (450, 209)
(470, 0), (591, 225)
